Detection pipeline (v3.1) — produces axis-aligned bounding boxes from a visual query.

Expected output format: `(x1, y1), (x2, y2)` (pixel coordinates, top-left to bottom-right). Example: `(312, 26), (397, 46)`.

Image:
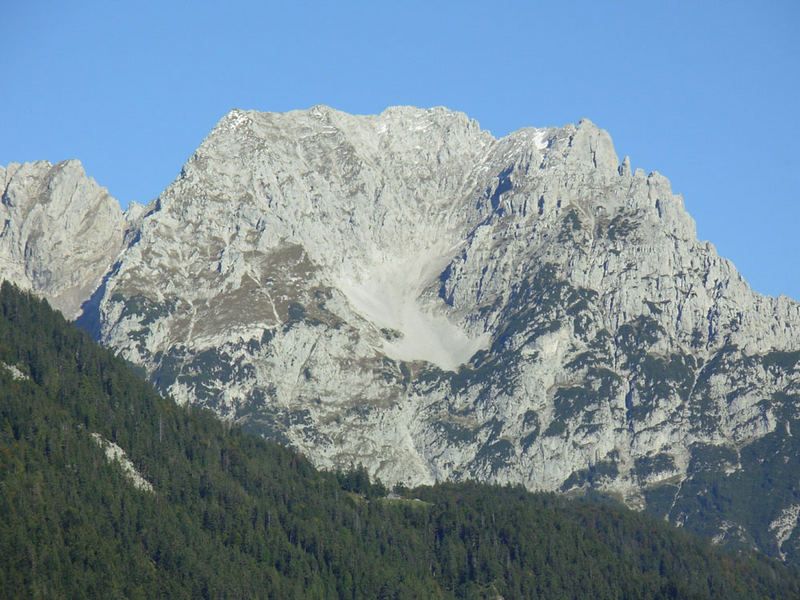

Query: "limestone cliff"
(0, 160), (126, 318)
(5, 107), (800, 561)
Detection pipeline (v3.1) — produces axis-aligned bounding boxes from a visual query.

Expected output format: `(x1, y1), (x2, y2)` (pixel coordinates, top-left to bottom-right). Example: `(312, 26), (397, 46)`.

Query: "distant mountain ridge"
(3, 105), (800, 562)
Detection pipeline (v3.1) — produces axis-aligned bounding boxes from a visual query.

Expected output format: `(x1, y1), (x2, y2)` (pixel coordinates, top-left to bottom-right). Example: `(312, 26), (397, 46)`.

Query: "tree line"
(0, 281), (797, 598)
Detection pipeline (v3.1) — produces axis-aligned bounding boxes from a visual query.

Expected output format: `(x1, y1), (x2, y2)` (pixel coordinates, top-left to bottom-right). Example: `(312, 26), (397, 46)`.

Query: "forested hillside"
(1, 281), (797, 599)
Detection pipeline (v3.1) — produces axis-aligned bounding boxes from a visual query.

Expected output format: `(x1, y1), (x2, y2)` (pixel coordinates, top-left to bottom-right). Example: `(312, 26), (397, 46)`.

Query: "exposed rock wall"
(86, 106), (799, 488)
(0, 160), (126, 318)
(4, 106), (800, 560)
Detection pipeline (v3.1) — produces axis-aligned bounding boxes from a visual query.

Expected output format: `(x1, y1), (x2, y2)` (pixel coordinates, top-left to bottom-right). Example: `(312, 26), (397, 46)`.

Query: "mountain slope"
(3, 106), (800, 562)
(0, 160), (128, 318)
(2, 281), (798, 599)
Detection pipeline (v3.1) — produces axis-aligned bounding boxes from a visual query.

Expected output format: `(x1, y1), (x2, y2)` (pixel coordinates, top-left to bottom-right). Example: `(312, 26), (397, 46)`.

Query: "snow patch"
(91, 433), (154, 493)
(338, 245), (488, 371)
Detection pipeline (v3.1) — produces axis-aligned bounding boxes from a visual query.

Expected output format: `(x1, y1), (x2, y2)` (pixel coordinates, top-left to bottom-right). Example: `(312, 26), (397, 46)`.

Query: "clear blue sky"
(2, 1), (798, 300)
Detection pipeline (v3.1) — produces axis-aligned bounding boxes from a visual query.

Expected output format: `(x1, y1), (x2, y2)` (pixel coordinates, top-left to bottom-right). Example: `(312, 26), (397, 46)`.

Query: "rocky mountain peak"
(0, 159), (126, 318)
(3, 106), (800, 562)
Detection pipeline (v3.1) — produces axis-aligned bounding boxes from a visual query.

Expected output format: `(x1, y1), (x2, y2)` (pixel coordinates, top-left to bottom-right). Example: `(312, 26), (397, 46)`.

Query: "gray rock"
(6, 106), (800, 561)
(87, 106), (800, 490)
(0, 159), (126, 318)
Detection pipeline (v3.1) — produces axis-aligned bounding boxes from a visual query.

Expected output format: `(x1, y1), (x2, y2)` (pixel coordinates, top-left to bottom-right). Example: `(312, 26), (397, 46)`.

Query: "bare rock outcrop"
(0, 160), (126, 318)
(6, 107), (800, 560)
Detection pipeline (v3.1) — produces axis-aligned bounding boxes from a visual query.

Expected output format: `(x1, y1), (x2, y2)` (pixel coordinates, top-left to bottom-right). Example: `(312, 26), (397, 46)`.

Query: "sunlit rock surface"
(0, 160), (127, 318)
(5, 106), (800, 560)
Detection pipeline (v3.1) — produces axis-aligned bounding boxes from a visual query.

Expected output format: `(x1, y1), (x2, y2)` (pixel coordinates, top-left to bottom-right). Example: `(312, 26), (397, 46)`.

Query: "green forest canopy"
(1, 281), (797, 599)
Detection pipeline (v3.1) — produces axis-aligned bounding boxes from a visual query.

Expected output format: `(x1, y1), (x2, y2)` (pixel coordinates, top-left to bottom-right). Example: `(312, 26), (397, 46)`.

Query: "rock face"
(0, 160), (127, 318)
(5, 106), (800, 562)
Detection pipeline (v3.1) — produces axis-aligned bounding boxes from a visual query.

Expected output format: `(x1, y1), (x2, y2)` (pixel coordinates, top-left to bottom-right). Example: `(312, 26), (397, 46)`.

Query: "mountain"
(0, 159), (128, 319)
(3, 106), (800, 562)
(2, 280), (798, 598)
